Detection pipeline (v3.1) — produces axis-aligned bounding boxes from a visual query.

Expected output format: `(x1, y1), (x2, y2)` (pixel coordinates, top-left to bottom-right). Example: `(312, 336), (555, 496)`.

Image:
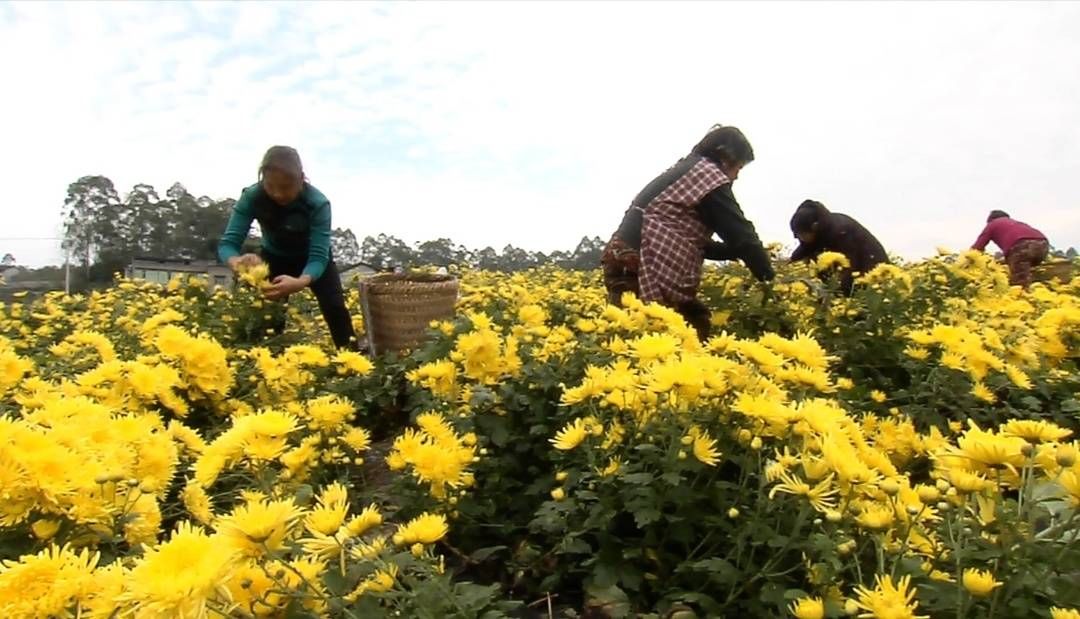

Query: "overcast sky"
(1, 1), (1078, 267)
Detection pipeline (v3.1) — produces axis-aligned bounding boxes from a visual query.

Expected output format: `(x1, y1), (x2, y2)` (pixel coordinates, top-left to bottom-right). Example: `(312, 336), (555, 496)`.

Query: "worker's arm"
(971, 221), (995, 251)
(790, 241), (820, 262)
(218, 188), (257, 268)
(704, 240), (739, 261)
(302, 199), (332, 281)
(696, 185), (775, 281)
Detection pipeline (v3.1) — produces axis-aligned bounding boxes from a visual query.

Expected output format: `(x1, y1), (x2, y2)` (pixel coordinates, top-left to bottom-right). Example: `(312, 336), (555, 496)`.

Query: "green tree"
(331, 228), (361, 265)
(61, 176), (121, 278)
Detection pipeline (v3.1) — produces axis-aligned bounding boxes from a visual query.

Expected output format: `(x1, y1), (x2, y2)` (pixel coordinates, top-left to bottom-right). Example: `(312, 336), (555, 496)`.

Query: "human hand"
(263, 274), (311, 300)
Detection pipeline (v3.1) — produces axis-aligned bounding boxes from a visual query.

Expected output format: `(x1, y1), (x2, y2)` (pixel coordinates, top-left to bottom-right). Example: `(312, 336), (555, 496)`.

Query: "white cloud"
(1, 0), (1078, 268)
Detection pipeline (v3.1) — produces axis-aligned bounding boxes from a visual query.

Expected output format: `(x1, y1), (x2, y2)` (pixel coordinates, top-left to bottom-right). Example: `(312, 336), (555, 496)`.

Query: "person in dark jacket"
(788, 200), (889, 295)
(602, 125), (775, 341)
(218, 146), (358, 350)
(971, 210), (1050, 288)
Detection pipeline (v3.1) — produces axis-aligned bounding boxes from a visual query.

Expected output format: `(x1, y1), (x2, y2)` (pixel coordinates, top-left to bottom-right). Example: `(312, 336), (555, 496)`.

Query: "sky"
(1, 1), (1078, 267)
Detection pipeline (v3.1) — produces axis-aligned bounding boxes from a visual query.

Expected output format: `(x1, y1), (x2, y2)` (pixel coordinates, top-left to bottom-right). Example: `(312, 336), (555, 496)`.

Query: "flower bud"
(1057, 449), (1077, 468)
(727, 507), (739, 519)
(880, 479), (900, 496)
(917, 486), (940, 503)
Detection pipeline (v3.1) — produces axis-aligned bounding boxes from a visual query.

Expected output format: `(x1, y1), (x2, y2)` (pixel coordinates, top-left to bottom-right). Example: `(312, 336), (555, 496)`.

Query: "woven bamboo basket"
(359, 273), (459, 355)
(1032, 260), (1076, 284)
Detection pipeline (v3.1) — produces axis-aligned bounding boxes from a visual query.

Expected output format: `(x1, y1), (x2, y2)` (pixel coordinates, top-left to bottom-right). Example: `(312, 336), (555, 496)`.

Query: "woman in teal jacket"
(218, 146), (357, 350)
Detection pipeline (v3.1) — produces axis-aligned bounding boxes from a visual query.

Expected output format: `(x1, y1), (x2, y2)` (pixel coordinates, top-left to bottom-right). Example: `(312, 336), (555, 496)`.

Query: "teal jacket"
(218, 182), (333, 280)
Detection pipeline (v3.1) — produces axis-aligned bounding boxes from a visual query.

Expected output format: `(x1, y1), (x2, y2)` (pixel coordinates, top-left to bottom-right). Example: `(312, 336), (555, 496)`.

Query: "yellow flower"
(789, 596), (825, 619)
(181, 480), (215, 525)
(344, 564), (398, 601)
(124, 522), (237, 616)
(343, 426), (372, 452)
(0, 545), (101, 617)
(1000, 419), (1072, 443)
(216, 499), (305, 557)
(334, 350), (374, 375)
(30, 519), (61, 540)
(551, 418), (590, 451)
(343, 503), (386, 537)
(855, 502), (895, 531)
(870, 390), (887, 403)
(690, 428), (722, 466)
(816, 251), (851, 272)
(940, 423), (1026, 474)
(769, 470), (839, 513)
(1051, 608), (1080, 619)
(971, 382), (996, 404)
(962, 568), (1002, 597)
(551, 487), (566, 501)
(597, 457), (622, 477)
(392, 512), (448, 545)
(854, 574), (927, 619)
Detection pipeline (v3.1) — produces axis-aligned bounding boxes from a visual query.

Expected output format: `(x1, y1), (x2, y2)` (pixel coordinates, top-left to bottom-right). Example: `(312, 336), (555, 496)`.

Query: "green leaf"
(452, 582), (502, 613)
(470, 545), (507, 563)
(592, 562), (618, 589)
(585, 583), (631, 618)
(633, 507), (662, 527)
(783, 588), (809, 601)
(621, 472), (655, 485)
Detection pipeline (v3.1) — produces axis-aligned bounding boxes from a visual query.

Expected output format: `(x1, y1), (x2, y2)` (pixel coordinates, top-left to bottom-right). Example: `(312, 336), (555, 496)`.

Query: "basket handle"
(358, 279), (378, 356)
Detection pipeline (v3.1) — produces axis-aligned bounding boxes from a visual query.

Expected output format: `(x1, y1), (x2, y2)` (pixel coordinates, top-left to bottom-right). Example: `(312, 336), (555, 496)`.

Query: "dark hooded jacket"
(790, 200), (888, 293)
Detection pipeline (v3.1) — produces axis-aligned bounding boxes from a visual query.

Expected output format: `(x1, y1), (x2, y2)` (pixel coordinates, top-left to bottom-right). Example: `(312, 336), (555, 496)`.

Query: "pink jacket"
(972, 218), (1046, 255)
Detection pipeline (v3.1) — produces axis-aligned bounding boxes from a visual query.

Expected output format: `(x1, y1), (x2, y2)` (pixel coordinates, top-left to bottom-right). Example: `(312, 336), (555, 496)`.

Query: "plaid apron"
(1006, 238), (1050, 288)
(638, 158), (730, 305)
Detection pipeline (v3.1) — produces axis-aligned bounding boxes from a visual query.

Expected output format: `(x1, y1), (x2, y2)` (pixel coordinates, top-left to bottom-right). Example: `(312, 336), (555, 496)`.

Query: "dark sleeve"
(696, 185), (775, 281)
(704, 240), (739, 261)
(790, 242), (820, 262)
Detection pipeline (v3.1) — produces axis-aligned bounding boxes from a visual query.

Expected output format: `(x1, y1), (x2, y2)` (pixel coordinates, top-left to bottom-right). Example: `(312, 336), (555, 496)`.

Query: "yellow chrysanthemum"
(962, 568), (1002, 597)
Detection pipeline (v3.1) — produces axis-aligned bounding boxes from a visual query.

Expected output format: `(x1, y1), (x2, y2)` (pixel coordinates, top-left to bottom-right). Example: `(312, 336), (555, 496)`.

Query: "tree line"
(56, 175), (605, 283)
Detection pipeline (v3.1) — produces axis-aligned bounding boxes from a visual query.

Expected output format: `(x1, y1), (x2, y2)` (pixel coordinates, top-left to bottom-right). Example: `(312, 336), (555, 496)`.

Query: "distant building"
(126, 257), (234, 289)
(339, 261), (380, 284)
(0, 264), (64, 302)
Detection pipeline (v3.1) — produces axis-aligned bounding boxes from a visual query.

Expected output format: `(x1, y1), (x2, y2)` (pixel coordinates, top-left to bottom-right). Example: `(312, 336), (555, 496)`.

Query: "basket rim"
(364, 272), (456, 284)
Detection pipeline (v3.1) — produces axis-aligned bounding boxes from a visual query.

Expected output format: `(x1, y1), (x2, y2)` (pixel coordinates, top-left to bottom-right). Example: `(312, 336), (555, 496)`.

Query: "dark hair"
(259, 145), (304, 180)
(691, 125), (755, 167)
(987, 210), (1010, 222)
(791, 199), (829, 233)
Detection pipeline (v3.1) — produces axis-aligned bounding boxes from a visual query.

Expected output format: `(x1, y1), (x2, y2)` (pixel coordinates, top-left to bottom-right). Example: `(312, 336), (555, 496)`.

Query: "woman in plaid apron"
(602, 125), (774, 341)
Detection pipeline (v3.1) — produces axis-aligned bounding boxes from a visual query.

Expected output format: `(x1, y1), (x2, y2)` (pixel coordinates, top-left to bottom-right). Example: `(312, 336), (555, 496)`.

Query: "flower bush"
(0, 252), (1077, 617)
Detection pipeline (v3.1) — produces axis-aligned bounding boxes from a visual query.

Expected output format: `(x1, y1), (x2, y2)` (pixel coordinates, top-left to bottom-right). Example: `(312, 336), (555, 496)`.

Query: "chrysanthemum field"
(1, 251), (1079, 619)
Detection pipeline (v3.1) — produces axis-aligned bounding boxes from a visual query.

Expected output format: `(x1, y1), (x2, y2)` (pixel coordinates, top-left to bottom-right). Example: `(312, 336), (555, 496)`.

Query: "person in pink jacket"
(971, 210), (1049, 288)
